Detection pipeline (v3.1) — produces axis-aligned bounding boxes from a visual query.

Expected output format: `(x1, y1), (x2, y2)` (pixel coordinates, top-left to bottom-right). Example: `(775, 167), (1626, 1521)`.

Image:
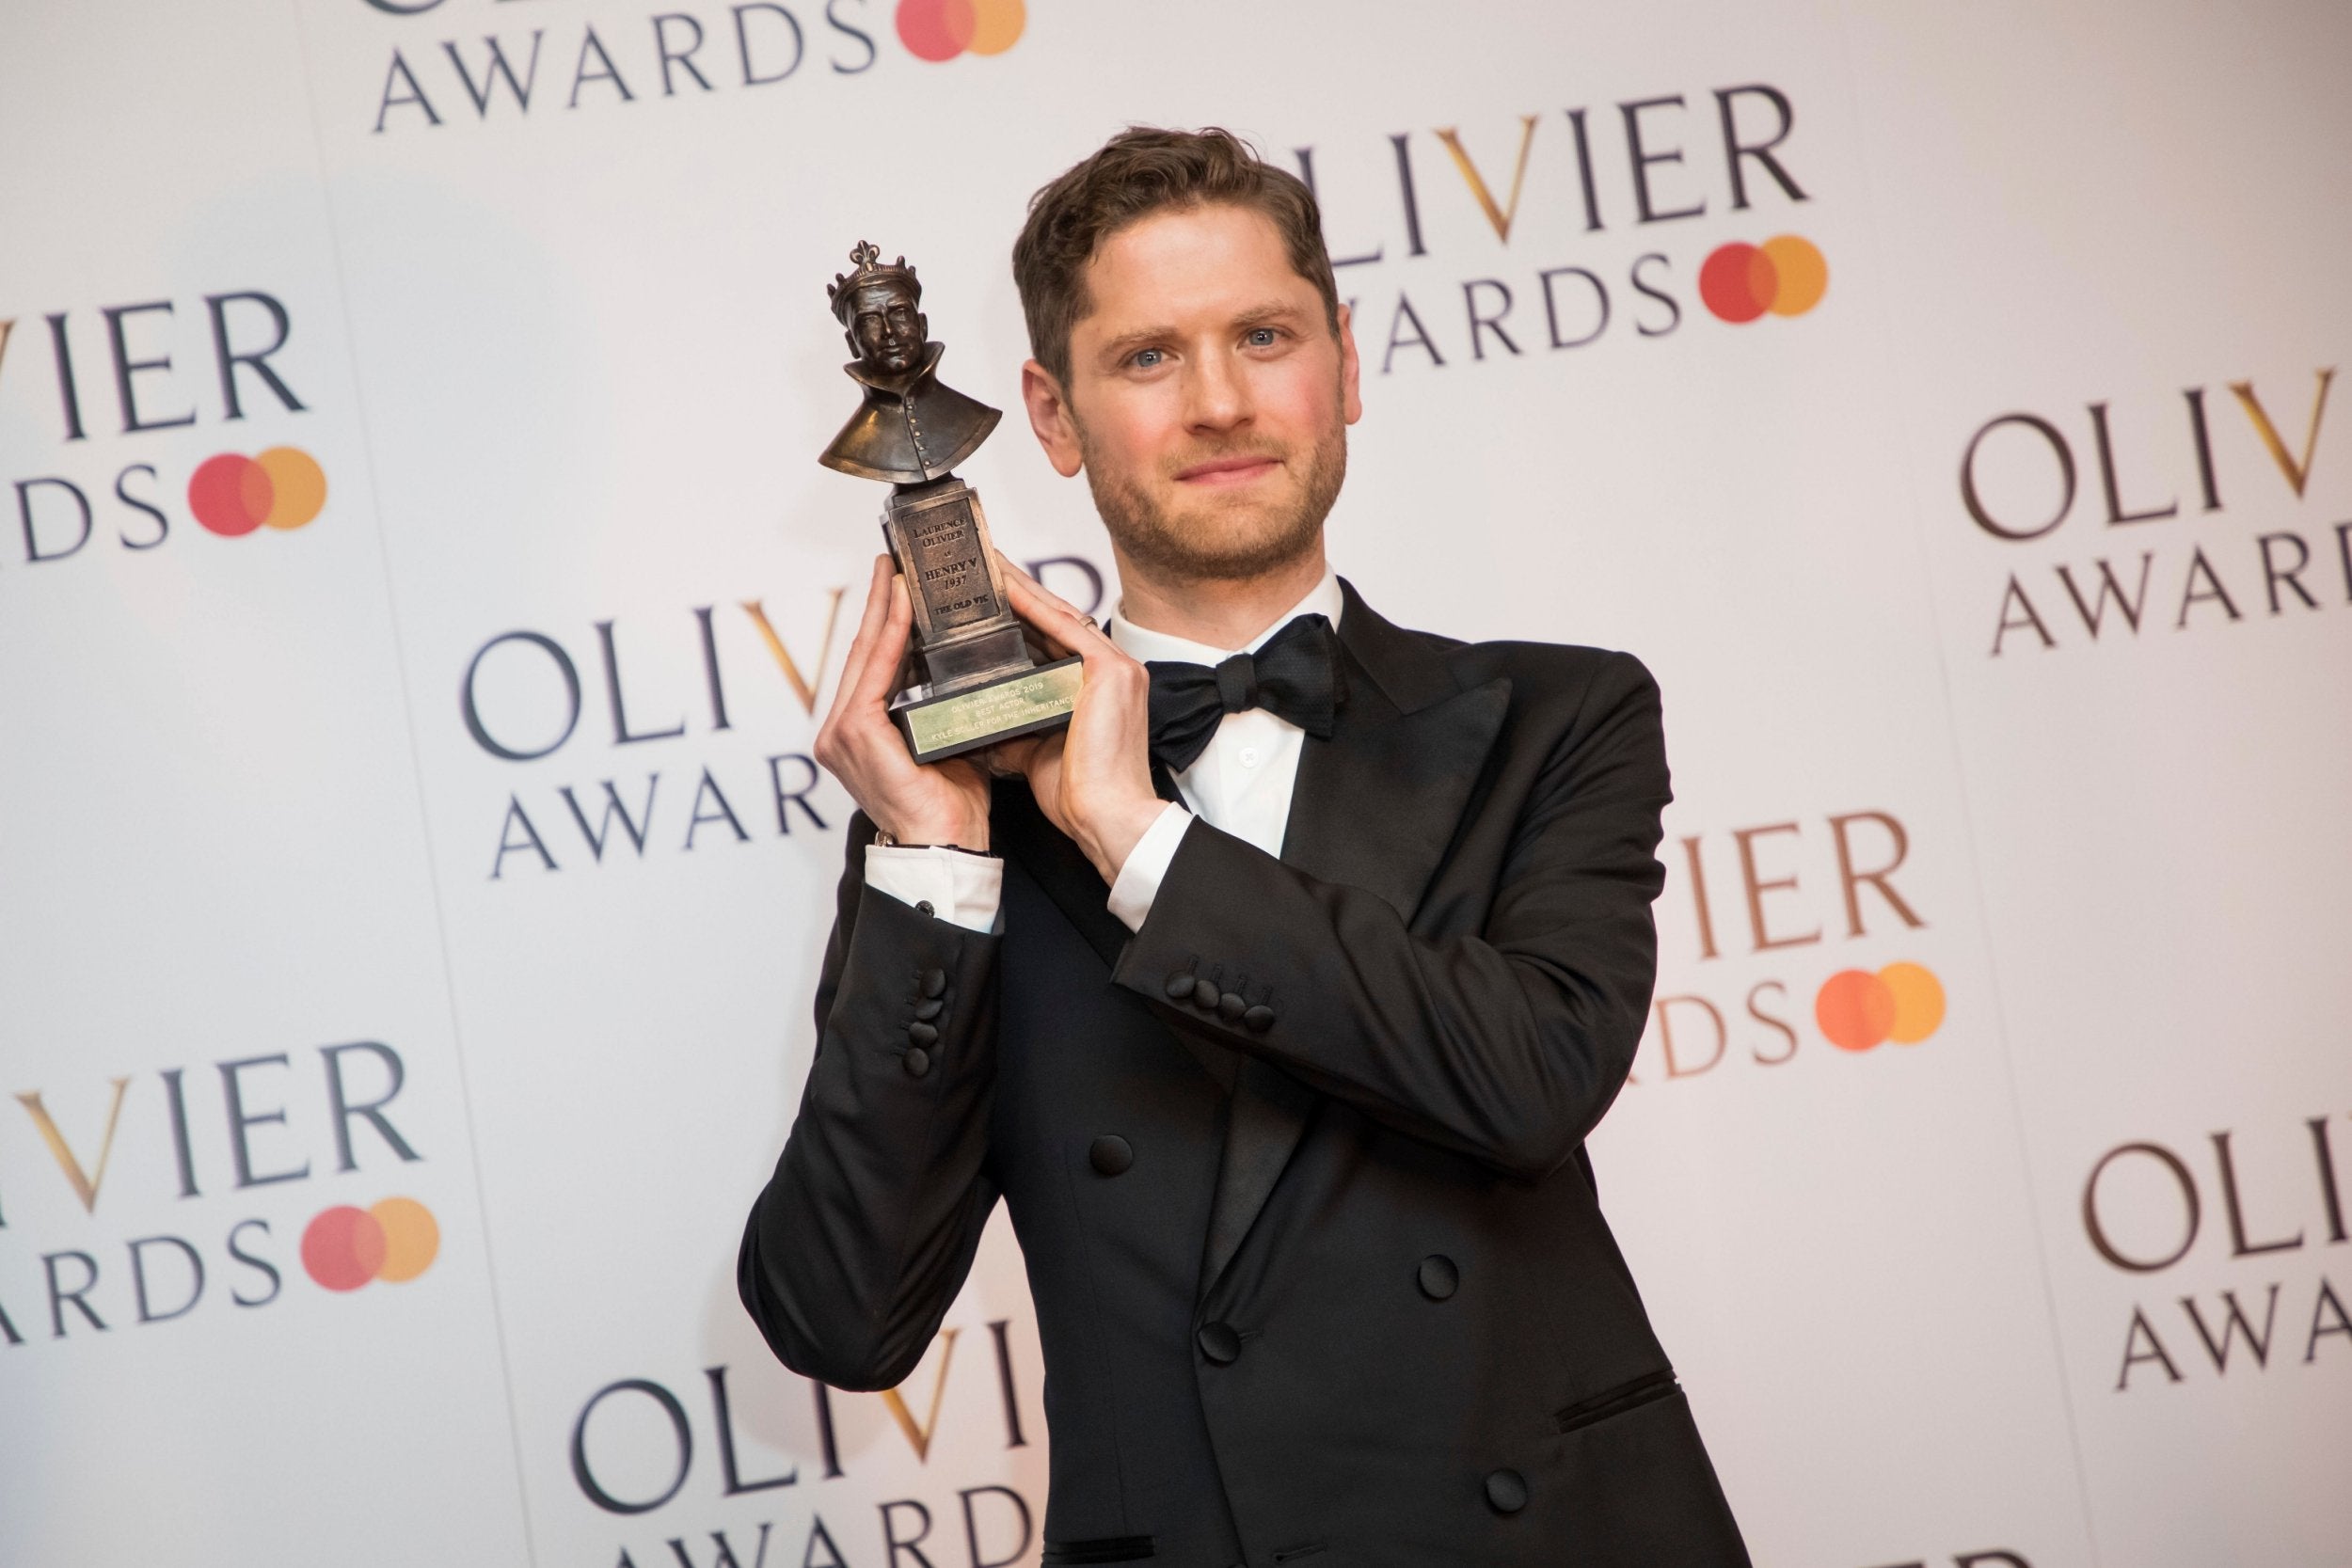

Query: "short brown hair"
(1012, 126), (1342, 388)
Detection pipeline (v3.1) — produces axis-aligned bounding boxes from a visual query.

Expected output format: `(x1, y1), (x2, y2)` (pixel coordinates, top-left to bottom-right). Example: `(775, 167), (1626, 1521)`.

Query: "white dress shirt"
(863, 570), (1345, 935)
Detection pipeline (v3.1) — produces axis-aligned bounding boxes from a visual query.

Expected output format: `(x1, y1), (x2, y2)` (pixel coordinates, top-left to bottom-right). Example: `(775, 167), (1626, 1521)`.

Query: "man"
(739, 127), (1750, 1565)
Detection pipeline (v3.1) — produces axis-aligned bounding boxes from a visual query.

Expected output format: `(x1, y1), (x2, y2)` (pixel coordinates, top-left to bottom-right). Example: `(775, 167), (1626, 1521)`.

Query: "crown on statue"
(828, 240), (921, 323)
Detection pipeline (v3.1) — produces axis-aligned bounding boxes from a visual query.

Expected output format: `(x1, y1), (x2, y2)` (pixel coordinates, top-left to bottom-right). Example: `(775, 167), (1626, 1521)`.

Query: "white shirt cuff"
(1105, 803), (1193, 933)
(865, 844), (1003, 933)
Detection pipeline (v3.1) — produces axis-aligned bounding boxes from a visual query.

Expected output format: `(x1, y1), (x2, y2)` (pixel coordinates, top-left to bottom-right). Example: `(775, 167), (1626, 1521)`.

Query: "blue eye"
(1247, 327), (1278, 346)
(1133, 347), (1164, 368)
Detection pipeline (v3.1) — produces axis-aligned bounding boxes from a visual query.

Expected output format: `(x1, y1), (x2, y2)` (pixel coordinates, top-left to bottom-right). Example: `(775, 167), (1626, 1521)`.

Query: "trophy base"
(888, 655), (1084, 764)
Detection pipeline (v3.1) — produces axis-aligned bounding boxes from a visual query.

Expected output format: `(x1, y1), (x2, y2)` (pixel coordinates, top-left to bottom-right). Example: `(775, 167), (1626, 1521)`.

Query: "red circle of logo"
(1699, 243), (1772, 324)
(187, 453), (275, 536)
(302, 1205), (389, 1291)
(898, 0), (974, 59)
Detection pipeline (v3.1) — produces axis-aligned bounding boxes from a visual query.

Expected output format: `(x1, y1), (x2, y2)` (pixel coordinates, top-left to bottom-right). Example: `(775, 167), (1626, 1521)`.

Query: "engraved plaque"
(900, 492), (999, 634)
(900, 658), (1084, 760)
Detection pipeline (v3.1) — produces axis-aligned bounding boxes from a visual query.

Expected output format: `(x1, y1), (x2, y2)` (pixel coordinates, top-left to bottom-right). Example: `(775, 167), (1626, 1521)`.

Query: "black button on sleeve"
(1088, 1135), (1134, 1176)
(1217, 991), (1246, 1022)
(907, 1021), (939, 1047)
(1190, 976), (1221, 1008)
(1484, 1468), (1527, 1513)
(1243, 1005), (1275, 1034)
(1166, 970), (1195, 999)
(914, 998), (944, 1022)
(1418, 1255), (1460, 1301)
(1197, 1322), (1241, 1365)
(904, 1047), (932, 1078)
(920, 968), (947, 999)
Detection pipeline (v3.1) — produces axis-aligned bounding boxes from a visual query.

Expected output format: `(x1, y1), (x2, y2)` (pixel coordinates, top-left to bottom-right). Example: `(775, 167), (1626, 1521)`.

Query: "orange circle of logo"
(964, 0), (1025, 55)
(1758, 235), (1828, 316)
(1879, 961), (1947, 1044)
(302, 1197), (438, 1291)
(1700, 235), (1827, 323)
(257, 447), (328, 530)
(372, 1196), (442, 1281)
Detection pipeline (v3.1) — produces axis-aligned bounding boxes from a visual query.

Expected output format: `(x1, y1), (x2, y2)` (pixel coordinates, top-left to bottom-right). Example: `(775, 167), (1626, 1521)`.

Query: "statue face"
(847, 282), (926, 374)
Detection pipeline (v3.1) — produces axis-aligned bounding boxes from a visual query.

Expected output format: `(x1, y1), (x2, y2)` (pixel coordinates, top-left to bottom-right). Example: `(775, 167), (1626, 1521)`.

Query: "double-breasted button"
(1243, 1005), (1275, 1034)
(914, 998), (944, 1022)
(1191, 977), (1221, 1009)
(907, 1021), (939, 1047)
(919, 969), (947, 999)
(1089, 1135), (1133, 1176)
(1417, 1255), (1459, 1301)
(904, 1047), (932, 1078)
(914, 900), (935, 918)
(1484, 1468), (1527, 1513)
(1217, 991), (1247, 1022)
(1197, 1322), (1241, 1365)
(1166, 970), (1196, 1000)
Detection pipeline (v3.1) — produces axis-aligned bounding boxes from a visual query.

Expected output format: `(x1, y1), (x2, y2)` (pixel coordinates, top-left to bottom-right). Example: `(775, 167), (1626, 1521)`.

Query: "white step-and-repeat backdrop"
(4, 2), (2346, 1563)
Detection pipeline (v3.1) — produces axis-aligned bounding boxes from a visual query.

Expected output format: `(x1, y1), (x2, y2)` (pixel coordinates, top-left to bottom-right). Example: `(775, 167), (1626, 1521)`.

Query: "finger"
(997, 553), (1090, 623)
(828, 556), (897, 718)
(999, 574), (1073, 660)
(979, 736), (1039, 778)
(1002, 561), (1117, 663)
(934, 752), (991, 788)
(849, 572), (915, 712)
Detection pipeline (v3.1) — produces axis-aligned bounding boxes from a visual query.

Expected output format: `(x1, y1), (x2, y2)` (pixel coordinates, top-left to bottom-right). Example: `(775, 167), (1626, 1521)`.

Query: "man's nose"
(1184, 343), (1252, 433)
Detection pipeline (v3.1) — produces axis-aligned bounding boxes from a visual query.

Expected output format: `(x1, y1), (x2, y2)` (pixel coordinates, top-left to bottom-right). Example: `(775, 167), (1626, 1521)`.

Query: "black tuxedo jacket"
(739, 581), (1749, 1566)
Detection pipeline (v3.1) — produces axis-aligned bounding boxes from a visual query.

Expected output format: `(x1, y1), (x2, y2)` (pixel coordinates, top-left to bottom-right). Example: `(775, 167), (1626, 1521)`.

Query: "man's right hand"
(813, 555), (993, 851)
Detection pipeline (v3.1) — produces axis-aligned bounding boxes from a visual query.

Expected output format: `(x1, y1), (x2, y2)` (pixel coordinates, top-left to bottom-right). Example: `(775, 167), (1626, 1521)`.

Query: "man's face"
(849, 282), (925, 373)
(1025, 203), (1361, 583)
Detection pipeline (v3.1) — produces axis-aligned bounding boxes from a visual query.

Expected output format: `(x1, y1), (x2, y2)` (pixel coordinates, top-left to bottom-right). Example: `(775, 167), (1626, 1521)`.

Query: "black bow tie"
(1144, 613), (1345, 774)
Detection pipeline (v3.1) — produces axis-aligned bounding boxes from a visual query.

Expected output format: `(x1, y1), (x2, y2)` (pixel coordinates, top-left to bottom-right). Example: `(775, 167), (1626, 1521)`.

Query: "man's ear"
(1022, 358), (1086, 479)
(1336, 302), (1364, 426)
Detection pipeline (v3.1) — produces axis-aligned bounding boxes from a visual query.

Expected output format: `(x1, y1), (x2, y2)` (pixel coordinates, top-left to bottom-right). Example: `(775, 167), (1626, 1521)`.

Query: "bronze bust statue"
(818, 242), (1001, 484)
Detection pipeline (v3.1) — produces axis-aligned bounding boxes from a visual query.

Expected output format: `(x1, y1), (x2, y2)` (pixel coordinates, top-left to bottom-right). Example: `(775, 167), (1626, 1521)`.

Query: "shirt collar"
(1109, 569), (1344, 666)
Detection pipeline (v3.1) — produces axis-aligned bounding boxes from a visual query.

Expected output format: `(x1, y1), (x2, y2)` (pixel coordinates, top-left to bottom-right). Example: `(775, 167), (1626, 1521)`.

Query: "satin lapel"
(1279, 667), (1513, 923)
(993, 783), (1242, 1094)
(1198, 1053), (1321, 1289)
(1198, 583), (1514, 1295)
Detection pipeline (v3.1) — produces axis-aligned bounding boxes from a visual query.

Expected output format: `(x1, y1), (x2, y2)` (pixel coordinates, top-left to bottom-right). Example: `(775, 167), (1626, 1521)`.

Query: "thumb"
(981, 735), (1044, 778)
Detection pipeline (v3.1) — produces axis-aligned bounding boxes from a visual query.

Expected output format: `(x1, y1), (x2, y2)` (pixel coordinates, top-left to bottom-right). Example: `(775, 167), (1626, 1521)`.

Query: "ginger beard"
(1072, 397), (1348, 584)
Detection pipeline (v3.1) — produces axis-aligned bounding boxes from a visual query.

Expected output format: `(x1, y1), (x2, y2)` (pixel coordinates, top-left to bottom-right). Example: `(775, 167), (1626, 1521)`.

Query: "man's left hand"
(990, 557), (1168, 884)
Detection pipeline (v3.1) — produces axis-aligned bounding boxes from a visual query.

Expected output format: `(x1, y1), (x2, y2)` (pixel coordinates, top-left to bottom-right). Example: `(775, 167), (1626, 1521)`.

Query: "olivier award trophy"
(818, 241), (1082, 762)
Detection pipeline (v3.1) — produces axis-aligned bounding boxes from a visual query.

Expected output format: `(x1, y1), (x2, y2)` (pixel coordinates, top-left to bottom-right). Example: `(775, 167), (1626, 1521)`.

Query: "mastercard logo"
(1699, 236), (1829, 324)
(1815, 961), (1945, 1052)
(301, 1197), (439, 1292)
(896, 0), (1025, 61)
(187, 447), (327, 537)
